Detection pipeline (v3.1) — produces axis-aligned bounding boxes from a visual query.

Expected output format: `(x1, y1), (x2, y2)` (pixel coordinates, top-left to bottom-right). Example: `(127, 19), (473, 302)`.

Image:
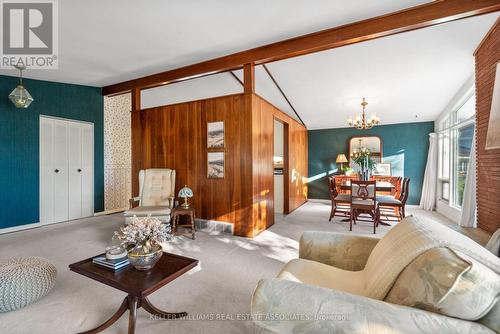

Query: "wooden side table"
(171, 206), (196, 240)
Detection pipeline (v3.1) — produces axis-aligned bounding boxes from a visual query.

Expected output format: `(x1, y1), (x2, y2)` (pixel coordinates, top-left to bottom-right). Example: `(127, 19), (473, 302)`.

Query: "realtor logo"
(1, 0), (58, 69)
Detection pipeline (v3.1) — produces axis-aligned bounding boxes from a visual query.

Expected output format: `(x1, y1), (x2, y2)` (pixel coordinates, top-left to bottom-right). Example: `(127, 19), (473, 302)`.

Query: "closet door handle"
(54, 169), (59, 173)
(77, 168), (82, 173)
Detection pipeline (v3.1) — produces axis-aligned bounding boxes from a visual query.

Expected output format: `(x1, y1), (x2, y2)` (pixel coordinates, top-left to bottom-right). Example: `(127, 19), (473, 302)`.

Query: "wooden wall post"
(131, 88), (142, 197)
(243, 63), (255, 94)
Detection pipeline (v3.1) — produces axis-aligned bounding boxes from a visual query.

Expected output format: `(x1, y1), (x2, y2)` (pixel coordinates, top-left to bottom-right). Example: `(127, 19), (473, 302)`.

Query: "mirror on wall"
(348, 136), (382, 164)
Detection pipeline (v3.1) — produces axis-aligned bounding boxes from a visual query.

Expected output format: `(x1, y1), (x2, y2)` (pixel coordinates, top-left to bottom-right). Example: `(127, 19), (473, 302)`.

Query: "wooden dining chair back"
(350, 180), (377, 233)
(371, 176), (401, 196)
(334, 175), (358, 194)
(399, 178), (410, 217)
(376, 177), (410, 223)
(329, 177), (351, 221)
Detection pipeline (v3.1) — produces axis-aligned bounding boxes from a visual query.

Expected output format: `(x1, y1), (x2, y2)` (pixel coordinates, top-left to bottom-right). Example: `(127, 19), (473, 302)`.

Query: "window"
(437, 93), (475, 209)
(454, 123), (474, 207)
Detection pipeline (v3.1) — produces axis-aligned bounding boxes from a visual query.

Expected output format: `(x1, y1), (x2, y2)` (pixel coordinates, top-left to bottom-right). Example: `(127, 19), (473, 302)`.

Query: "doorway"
(274, 118), (289, 215)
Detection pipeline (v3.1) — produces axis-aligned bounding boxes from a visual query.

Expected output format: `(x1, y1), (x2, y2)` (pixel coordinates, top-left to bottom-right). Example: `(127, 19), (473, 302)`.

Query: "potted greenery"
(351, 148), (376, 181)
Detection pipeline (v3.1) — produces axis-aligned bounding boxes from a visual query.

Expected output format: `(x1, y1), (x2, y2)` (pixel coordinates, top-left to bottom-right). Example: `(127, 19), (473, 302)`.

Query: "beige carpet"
(0, 201), (489, 333)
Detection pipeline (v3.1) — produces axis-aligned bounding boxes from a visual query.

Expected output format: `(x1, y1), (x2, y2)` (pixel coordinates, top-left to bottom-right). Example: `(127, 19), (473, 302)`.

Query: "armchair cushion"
(139, 169), (175, 206)
(385, 247), (500, 321)
(363, 216), (500, 301)
(299, 231), (379, 271)
(123, 206), (171, 217)
(277, 258), (365, 295)
(251, 279), (494, 334)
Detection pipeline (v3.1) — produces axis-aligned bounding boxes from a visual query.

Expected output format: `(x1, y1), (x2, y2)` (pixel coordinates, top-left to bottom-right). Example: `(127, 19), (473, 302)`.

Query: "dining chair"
(328, 177), (351, 221)
(376, 178), (410, 223)
(350, 180), (377, 234)
(334, 175), (358, 194)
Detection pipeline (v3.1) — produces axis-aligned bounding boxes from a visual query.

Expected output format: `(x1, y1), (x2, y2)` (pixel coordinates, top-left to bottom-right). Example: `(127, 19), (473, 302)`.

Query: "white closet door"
(53, 119), (69, 223)
(81, 123), (94, 217)
(68, 121), (83, 220)
(40, 118), (54, 225)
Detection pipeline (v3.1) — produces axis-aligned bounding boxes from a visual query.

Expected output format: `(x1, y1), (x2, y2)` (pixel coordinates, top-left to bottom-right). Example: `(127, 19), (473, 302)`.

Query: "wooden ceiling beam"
(103, 0), (500, 95)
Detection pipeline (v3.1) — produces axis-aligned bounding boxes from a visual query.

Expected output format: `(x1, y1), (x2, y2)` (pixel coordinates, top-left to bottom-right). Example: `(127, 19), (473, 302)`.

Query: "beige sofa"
(124, 169), (176, 223)
(251, 216), (500, 333)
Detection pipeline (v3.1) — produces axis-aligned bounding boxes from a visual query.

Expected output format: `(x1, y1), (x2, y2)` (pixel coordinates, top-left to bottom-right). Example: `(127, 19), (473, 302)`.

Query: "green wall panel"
(308, 121), (434, 205)
(0, 75), (104, 229)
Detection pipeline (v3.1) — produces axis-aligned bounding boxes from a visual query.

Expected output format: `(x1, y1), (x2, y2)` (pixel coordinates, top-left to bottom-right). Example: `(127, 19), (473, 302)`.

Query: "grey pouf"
(0, 257), (57, 312)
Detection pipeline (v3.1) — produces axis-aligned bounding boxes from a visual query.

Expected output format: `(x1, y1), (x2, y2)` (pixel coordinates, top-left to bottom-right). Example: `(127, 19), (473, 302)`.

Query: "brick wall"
(475, 19), (500, 234)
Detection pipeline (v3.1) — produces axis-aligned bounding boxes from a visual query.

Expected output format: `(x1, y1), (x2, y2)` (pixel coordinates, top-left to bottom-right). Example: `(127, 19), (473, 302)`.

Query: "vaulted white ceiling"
(0, 1), (498, 129)
(0, 0), (430, 85)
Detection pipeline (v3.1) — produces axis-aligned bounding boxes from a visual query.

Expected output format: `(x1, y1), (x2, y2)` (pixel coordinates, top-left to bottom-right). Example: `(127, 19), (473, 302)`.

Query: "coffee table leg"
(78, 297), (128, 334)
(142, 297), (187, 319)
(128, 296), (138, 334)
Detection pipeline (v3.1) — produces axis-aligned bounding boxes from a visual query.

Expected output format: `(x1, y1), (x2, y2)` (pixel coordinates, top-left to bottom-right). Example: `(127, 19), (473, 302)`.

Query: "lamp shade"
(336, 154), (348, 163)
(178, 185), (193, 198)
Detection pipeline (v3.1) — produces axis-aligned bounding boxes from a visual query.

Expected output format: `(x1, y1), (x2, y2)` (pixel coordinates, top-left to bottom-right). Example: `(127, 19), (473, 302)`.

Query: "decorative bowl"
(127, 244), (163, 271)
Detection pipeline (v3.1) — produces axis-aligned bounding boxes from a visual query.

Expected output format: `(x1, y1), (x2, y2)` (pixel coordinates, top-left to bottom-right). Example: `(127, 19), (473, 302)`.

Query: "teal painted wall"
(308, 121), (434, 205)
(0, 75), (104, 229)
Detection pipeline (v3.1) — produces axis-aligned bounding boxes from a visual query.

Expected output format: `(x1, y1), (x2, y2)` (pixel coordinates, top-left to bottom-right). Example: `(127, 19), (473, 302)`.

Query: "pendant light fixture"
(9, 64), (34, 108)
(347, 97), (380, 130)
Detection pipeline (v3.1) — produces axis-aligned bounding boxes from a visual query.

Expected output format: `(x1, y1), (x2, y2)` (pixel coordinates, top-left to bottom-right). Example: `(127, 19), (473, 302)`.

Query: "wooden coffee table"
(69, 252), (198, 334)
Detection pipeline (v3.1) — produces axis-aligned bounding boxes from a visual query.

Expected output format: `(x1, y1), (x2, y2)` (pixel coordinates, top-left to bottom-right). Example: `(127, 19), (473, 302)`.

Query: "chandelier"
(9, 64), (34, 108)
(347, 98), (380, 130)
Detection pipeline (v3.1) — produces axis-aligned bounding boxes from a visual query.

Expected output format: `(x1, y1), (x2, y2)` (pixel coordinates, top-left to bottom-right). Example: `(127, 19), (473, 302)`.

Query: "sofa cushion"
(362, 216), (500, 301)
(277, 258), (366, 296)
(385, 247), (500, 320)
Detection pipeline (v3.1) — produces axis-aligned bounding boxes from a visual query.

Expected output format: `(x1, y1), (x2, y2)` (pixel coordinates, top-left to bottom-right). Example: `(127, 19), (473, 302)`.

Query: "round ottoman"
(0, 257), (57, 312)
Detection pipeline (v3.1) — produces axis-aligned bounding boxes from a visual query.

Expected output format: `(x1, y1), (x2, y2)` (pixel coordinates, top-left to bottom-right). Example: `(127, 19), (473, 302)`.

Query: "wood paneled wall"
(132, 93), (307, 237)
(252, 95), (308, 229)
(475, 19), (500, 234)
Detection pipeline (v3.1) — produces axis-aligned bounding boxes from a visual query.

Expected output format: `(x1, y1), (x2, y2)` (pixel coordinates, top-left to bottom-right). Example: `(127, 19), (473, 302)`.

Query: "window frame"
(437, 91), (475, 209)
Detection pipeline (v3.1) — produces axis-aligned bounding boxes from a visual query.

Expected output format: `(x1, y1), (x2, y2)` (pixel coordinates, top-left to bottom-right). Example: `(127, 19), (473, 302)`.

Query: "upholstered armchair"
(124, 169), (176, 223)
(251, 217), (500, 333)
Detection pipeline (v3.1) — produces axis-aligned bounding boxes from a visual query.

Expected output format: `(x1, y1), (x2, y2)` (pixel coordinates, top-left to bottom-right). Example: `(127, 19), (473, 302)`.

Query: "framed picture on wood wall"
(486, 63), (500, 150)
(207, 152), (224, 179)
(207, 121), (224, 149)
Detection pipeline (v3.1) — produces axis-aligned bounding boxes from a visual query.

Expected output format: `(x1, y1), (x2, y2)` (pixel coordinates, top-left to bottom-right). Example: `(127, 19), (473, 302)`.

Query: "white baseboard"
(0, 222), (41, 235)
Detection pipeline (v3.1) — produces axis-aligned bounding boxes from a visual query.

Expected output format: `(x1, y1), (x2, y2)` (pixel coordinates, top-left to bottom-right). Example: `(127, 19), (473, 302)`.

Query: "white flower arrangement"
(115, 215), (172, 252)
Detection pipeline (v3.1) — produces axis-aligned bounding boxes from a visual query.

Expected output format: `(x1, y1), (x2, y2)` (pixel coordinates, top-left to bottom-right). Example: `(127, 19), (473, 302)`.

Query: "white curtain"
(420, 133), (438, 211)
(459, 133), (476, 228)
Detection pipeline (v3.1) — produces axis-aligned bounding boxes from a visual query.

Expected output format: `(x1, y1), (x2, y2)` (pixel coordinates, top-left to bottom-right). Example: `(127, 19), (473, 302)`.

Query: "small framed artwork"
(373, 163), (391, 176)
(207, 152), (224, 179)
(486, 63), (500, 149)
(207, 121), (224, 149)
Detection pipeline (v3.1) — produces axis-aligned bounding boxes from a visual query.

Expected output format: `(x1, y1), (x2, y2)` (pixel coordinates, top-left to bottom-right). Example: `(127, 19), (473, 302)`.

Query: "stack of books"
(92, 255), (129, 271)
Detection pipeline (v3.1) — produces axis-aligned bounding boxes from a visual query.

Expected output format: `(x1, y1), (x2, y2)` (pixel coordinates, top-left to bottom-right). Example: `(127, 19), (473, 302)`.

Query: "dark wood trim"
(102, 0), (500, 95)
(230, 71), (243, 86)
(262, 64), (305, 127)
(283, 121), (290, 214)
(243, 63), (255, 93)
(131, 88), (141, 111)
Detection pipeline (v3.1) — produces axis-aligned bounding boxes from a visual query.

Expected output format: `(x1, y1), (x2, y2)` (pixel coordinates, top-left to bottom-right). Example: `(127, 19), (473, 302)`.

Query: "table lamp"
(178, 185), (193, 208)
(336, 154), (348, 172)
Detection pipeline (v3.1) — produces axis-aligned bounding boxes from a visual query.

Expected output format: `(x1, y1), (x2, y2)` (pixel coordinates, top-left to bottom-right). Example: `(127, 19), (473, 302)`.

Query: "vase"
(127, 242), (163, 271)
